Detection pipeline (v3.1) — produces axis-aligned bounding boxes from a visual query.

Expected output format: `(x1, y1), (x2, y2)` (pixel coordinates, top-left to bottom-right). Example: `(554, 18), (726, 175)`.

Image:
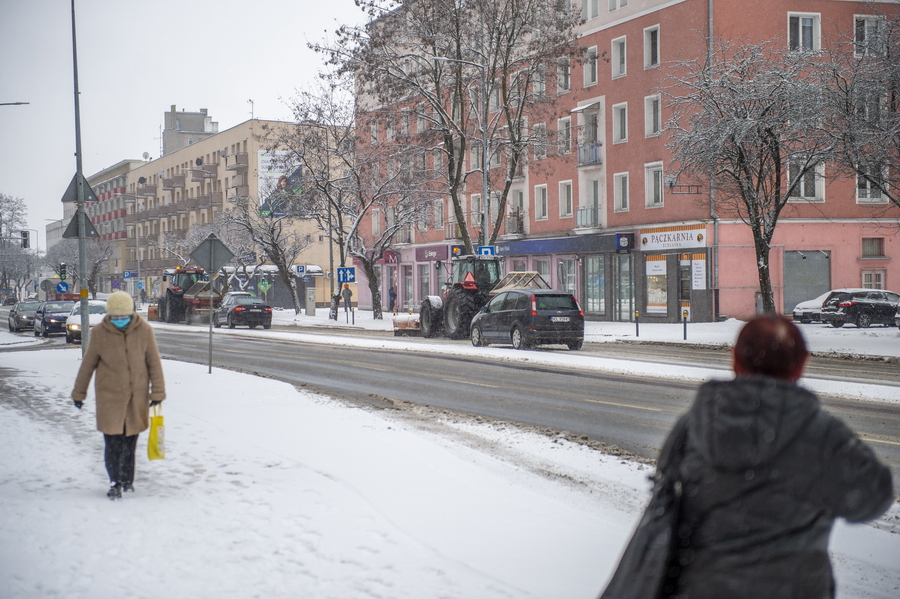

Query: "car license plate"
(248, 309), (262, 312)
(551, 316), (570, 322)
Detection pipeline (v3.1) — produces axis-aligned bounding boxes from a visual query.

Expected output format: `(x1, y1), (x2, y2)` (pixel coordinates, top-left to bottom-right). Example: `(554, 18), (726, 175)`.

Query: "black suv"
(820, 289), (900, 328)
(470, 289), (585, 350)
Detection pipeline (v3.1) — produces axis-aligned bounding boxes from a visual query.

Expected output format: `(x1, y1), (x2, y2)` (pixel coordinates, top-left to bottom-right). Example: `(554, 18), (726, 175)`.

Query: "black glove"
(150, 400), (161, 407)
(73, 400), (83, 410)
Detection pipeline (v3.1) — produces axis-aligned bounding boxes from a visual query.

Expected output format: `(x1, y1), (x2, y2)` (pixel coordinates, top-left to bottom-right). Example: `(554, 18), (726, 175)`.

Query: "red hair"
(734, 316), (808, 380)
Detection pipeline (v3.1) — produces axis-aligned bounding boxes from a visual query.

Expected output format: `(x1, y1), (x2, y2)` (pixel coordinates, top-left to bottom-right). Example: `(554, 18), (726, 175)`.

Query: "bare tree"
(314, 0), (582, 254)
(665, 38), (833, 314)
(820, 10), (900, 210)
(261, 79), (439, 319)
(0, 193), (29, 296)
(43, 238), (116, 299)
(221, 193), (312, 314)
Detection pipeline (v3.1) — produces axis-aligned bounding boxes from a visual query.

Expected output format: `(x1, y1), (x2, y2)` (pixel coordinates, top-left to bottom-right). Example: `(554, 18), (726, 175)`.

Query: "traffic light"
(20, 231), (29, 249)
(59, 263), (67, 280)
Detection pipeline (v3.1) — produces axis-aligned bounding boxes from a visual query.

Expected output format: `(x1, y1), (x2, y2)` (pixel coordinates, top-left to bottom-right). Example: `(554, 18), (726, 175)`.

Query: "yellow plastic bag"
(147, 404), (165, 460)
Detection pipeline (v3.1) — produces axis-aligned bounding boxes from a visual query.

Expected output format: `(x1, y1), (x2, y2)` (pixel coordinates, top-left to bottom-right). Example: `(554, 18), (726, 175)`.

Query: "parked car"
(214, 295), (273, 329)
(65, 300), (108, 343)
(820, 289), (900, 328)
(3, 296), (18, 306)
(895, 305), (900, 328)
(470, 289), (585, 350)
(33, 300), (76, 337)
(792, 291), (833, 324)
(7, 300), (42, 332)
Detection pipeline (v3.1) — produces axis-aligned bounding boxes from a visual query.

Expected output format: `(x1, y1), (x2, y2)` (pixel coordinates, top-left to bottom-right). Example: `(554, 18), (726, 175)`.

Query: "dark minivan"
(470, 289), (584, 350)
(820, 289), (900, 328)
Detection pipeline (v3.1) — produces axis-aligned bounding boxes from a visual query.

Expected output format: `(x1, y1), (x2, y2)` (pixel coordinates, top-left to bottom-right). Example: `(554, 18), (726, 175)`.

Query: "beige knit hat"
(106, 291), (135, 316)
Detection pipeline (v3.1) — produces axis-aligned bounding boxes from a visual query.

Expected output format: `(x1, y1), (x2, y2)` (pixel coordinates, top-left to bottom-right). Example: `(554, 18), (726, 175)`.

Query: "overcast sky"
(0, 0), (364, 249)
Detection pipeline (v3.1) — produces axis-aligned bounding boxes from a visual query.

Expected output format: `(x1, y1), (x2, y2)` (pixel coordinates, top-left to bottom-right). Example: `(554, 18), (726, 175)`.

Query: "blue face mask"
(110, 316), (132, 329)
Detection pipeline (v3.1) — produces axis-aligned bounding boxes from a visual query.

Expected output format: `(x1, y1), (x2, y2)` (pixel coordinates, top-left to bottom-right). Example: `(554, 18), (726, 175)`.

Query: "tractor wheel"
(443, 288), (477, 340)
(420, 300), (443, 338)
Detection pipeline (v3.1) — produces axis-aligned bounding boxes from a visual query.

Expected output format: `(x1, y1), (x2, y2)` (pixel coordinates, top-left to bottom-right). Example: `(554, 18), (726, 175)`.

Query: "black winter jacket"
(671, 376), (892, 599)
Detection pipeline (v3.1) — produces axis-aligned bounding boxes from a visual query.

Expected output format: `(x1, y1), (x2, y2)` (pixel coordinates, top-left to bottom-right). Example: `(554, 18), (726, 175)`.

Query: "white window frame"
(644, 25), (660, 68)
(645, 162), (664, 208)
(644, 95), (661, 137)
(585, 47), (598, 86)
(558, 117), (572, 154)
(788, 13), (821, 52)
(787, 160), (825, 202)
(533, 64), (546, 97)
(855, 15), (885, 57)
(614, 172), (629, 212)
(559, 180), (573, 218)
(609, 0), (628, 10)
(371, 207), (381, 236)
(583, 0), (599, 20)
(470, 142), (482, 170)
(856, 164), (887, 204)
(862, 269), (885, 289)
(612, 37), (627, 78)
(535, 185), (548, 220)
(434, 199), (445, 230)
(534, 123), (547, 160)
(370, 119), (379, 144)
(471, 194), (483, 227)
(612, 103), (628, 143)
(557, 58), (571, 94)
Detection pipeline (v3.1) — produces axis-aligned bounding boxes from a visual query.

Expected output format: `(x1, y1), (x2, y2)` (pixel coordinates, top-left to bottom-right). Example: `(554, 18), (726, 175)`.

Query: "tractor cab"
(447, 255), (503, 292)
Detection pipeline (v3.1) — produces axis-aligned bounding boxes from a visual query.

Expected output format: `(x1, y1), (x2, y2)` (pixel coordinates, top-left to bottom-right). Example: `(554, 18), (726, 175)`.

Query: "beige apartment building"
(74, 111), (337, 307)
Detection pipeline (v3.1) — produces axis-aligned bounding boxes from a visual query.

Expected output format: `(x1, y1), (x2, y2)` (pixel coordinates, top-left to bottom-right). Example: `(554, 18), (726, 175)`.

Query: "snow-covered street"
(1, 313), (898, 598)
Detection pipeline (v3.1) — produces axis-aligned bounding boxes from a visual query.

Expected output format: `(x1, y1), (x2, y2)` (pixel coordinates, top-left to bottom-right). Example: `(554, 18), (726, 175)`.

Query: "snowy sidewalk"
(1, 344), (898, 599)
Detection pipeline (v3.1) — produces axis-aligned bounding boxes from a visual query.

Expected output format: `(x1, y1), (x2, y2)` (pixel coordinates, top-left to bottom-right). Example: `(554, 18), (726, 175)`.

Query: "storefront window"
(418, 264), (430, 300)
(513, 258), (528, 272)
(403, 265), (413, 311)
(585, 256), (605, 314)
(535, 259), (550, 282)
(645, 256), (667, 315)
(559, 258), (577, 296)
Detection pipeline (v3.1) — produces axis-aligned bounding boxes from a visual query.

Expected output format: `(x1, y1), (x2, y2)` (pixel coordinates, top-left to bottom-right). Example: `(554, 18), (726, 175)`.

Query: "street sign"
(60, 173), (100, 204)
(40, 280), (53, 292)
(123, 271), (132, 279)
(56, 282), (69, 294)
(301, 277), (312, 283)
(137, 282), (143, 289)
(112, 280), (120, 289)
(337, 267), (356, 283)
(190, 234), (234, 273)
(295, 264), (306, 274)
(62, 212), (100, 239)
(477, 246), (495, 256)
(258, 280), (272, 293)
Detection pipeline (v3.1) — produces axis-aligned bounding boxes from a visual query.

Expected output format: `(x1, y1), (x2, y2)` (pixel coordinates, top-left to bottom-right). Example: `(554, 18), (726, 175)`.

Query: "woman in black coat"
(668, 316), (892, 599)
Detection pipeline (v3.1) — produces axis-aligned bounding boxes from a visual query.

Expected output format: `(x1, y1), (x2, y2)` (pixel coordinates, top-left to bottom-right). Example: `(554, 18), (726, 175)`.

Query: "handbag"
(147, 403), (166, 460)
(599, 416), (689, 599)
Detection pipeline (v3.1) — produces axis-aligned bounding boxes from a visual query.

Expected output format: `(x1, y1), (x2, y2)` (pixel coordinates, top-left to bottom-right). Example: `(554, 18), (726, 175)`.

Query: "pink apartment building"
(355, 0), (900, 322)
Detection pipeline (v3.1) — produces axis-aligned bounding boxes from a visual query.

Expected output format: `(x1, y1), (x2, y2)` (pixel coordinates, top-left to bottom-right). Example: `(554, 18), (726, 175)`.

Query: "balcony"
(504, 210), (525, 235)
(226, 152), (249, 171)
(162, 175), (185, 190)
(196, 191), (223, 206)
(576, 206), (601, 229)
(227, 186), (249, 201)
(190, 163), (218, 181)
(577, 142), (602, 166)
(137, 183), (157, 197)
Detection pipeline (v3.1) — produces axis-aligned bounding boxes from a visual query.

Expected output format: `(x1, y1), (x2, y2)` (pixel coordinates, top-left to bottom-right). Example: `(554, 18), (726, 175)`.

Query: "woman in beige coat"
(72, 291), (166, 499)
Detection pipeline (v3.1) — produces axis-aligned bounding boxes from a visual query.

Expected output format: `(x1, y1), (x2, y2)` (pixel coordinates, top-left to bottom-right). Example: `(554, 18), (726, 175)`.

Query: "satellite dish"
(157, 171), (164, 179)
(195, 157), (203, 166)
(138, 176), (147, 184)
(143, 152), (150, 160)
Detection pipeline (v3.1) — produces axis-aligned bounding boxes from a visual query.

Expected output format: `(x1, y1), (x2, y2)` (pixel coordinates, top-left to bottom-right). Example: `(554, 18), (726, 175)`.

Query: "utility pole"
(71, 0), (90, 354)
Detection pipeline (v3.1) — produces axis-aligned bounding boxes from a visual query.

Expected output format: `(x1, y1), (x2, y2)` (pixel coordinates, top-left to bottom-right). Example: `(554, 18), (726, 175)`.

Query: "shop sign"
(640, 224), (706, 251)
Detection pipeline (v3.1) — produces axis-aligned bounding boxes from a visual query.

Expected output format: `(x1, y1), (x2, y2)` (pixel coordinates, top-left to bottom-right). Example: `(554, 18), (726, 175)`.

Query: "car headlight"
(68, 324), (81, 331)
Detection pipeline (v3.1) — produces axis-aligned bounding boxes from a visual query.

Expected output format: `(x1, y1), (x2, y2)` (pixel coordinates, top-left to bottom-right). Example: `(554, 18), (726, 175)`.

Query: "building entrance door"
(614, 254), (634, 321)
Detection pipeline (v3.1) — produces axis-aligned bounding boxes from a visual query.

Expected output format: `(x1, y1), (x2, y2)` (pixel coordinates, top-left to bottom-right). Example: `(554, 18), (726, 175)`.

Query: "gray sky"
(0, 0), (363, 249)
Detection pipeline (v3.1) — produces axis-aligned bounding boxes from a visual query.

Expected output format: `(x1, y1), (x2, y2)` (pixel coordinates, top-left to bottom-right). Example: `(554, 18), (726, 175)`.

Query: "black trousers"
(103, 433), (139, 485)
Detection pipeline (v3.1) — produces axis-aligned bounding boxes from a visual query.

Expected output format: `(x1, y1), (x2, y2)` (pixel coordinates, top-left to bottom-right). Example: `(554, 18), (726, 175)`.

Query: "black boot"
(122, 482), (134, 493)
(107, 483), (122, 500)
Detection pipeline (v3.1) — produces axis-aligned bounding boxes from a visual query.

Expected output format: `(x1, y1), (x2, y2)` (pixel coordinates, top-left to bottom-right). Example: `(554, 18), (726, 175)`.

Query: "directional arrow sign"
(56, 282), (69, 294)
(337, 267), (356, 284)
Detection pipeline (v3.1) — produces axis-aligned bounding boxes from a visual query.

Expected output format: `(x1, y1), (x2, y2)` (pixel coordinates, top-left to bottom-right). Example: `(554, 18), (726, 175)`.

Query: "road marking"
(861, 436), (900, 447)
(442, 377), (501, 388)
(580, 397), (664, 412)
